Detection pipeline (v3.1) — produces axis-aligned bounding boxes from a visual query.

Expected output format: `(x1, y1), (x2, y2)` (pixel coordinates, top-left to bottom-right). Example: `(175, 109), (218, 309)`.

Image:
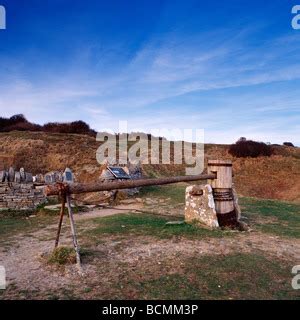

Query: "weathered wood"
(66, 194), (82, 273)
(44, 173), (217, 196)
(54, 195), (66, 248)
(207, 160), (236, 227)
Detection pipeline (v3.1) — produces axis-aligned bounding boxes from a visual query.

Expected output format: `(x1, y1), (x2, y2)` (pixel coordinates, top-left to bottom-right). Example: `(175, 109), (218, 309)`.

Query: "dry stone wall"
(0, 183), (46, 211)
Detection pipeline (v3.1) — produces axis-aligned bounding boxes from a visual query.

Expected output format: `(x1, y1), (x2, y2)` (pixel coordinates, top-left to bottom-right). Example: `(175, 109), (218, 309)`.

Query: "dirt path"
(75, 203), (144, 220)
(0, 207), (299, 299)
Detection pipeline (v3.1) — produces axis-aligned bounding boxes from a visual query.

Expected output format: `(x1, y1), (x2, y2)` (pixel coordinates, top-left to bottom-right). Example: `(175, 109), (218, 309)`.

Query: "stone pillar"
(185, 184), (219, 229)
(207, 160), (237, 227)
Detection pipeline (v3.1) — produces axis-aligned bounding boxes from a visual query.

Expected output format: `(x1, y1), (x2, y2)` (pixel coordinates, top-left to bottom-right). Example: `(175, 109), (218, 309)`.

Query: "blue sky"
(0, 0), (299, 144)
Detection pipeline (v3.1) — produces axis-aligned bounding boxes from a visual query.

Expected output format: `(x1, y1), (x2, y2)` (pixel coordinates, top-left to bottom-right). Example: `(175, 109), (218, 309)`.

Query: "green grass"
(82, 212), (228, 241)
(0, 215), (56, 242)
(139, 184), (187, 204)
(140, 185), (300, 238)
(241, 197), (300, 238)
(122, 253), (298, 300)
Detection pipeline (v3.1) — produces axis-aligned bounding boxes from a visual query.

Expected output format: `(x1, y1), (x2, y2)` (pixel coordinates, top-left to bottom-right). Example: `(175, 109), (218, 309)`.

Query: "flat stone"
(8, 167), (15, 182)
(165, 221), (185, 225)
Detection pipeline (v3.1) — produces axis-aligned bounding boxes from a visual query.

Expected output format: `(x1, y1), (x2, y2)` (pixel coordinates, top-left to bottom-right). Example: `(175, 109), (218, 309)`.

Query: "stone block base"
(185, 184), (219, 229)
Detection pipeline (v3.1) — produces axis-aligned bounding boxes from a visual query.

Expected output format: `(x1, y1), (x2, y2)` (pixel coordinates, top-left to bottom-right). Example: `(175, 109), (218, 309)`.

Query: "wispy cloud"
(0, 6), (299, 145)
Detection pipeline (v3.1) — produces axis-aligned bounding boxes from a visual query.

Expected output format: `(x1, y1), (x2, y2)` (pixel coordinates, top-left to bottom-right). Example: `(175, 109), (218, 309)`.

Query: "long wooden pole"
(54, 195), (66, 248)
(44, 173), (216, 196)
(66, 194), (82, 273)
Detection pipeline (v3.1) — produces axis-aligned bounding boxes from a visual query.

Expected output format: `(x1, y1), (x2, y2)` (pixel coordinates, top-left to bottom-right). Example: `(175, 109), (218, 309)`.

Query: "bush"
(229, 139), (273, 158)
(4, 122), (42, 132)
(0, 114), (96, 136)
(283, 142), (295, 147)
(43, 120), (93, 135)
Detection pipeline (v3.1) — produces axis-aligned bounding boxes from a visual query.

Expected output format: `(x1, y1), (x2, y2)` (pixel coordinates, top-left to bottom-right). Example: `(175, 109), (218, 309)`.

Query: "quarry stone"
(0, 182), (46, 210)
(0, 171), (5, 183)
(63, 167), (74, 183)
(14, 172), (21, 183)
(20, 168), (26, 182)
(8, 167), (15, 182)
(185, 184), (219, 228)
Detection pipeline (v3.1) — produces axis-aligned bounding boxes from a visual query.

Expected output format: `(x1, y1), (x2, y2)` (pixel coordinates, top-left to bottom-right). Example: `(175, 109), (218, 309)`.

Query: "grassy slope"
(0, 131), (300, 201)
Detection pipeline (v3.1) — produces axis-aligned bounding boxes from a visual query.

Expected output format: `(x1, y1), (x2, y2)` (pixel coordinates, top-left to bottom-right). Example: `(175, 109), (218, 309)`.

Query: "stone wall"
(0, 183), (46, 211)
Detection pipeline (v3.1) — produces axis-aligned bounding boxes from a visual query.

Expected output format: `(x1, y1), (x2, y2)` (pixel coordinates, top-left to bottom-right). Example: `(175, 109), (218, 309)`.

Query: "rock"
(185, 184), (219, 229)
(0, 171), (6, 183)
(63, 167), (74, 183)
(237, 221), (250, 232)
(20, 168), (26, 182)
(25, 172), (33, 183)
(14, 172), (21, 183)
(8, 167), (15, 182)
(44, 204), (61, 211)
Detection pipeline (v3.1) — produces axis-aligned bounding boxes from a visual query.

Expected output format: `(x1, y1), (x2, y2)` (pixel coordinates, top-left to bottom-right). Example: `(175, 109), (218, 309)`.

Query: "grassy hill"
(0, 130), (299, 202)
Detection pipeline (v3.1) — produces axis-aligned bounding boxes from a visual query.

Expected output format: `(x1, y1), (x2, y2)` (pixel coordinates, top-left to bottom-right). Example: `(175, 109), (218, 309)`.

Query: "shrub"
(229, 139), (273, 158)
(43, 120), (93, 135)
(283, 142), (295, 147)
(48, 247), (76, 265)
(4, 122), (42, 132)
(0, 114), (96, 136)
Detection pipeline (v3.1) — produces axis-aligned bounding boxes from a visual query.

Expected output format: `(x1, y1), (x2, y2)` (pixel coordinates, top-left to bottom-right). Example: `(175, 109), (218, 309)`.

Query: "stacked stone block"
(0, 182), (46, 210)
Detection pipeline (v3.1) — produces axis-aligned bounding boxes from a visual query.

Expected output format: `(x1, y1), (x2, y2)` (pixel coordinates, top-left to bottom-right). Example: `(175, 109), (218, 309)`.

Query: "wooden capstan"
(207, 160), (237, 227)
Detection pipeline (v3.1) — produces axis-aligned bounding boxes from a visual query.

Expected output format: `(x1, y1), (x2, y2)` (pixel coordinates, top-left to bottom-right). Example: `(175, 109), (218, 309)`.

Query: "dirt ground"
(1, 201), (299, 300)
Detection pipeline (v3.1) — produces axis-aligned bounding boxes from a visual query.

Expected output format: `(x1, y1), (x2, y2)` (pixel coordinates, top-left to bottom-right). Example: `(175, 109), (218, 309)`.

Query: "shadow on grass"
(82, 212), (231, 241)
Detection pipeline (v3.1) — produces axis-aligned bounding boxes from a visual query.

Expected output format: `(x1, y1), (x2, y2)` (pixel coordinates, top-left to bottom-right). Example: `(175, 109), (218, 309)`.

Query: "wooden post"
(66, 194), (82, 273)
(207, 160), (237, 227)
(54, 195), (66, 248)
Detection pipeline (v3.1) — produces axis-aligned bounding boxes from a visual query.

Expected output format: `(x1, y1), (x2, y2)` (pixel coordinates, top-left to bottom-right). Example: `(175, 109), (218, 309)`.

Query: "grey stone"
(14, 172), (21, 183)
(0, 171), (6, 183)
(20, 168), (26, 182)
(8, 167), (15, 182)
(185, 184), (219, 229)
(44, 174), (52, 184)
(63, 167), (74, 183)
(25, 172), (33, 183)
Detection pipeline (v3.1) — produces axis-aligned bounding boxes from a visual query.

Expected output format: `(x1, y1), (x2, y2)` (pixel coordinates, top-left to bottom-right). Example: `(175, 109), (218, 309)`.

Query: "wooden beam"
(44, 173), (217, 196)
(54, 195), (66, 248)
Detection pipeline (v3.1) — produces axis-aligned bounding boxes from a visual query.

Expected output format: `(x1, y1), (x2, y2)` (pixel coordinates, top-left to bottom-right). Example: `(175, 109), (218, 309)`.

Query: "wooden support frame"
(47, 160), (237, 273)
(54, 195), (66, 248)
